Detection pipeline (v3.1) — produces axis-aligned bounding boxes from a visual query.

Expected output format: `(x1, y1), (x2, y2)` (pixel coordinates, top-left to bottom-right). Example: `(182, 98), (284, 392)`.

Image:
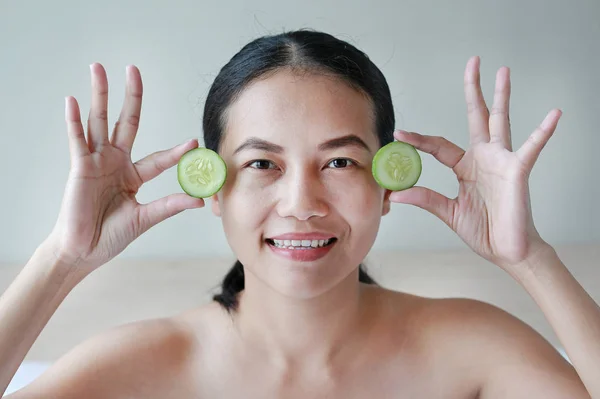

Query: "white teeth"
(270, 238), (333, 249)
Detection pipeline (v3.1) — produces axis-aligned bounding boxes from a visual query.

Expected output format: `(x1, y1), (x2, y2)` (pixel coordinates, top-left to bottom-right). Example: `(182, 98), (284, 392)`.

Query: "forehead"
(221, 69), (377, 152)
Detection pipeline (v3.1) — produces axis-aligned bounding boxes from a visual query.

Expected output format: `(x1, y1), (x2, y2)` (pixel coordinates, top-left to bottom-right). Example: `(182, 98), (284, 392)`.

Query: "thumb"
(389, 186), (454, 228)
(136, 193), (205, 235)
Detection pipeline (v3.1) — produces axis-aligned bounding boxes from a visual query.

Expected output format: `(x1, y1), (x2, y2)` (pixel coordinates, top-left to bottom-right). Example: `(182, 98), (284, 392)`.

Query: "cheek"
(219, 171), (276, 236)
(327, 171), (385, 218)
(325, 173), (384, 262)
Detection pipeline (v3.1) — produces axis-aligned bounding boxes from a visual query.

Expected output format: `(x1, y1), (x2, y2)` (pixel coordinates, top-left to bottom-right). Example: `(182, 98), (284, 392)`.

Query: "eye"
(248, 159), (277, 170)
(327, 158), (356, 169)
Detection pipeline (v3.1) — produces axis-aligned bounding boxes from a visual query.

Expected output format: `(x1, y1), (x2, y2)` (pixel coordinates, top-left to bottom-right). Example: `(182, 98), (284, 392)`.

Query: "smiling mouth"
(265, 238), (337, 249)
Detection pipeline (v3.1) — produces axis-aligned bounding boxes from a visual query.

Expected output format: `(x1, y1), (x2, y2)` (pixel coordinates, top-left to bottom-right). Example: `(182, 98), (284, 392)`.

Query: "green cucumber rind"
(372, 141), (422, 191)
(177, 147), (227, 198)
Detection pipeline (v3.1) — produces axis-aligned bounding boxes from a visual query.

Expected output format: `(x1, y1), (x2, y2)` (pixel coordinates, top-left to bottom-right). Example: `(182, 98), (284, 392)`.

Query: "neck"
(234, 268), (370, 369)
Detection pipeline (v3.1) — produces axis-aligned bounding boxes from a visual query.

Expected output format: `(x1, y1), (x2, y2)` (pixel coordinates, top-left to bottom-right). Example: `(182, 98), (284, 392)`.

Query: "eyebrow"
(318, 134), (371, 152)
(233, 137), (284, 155)
(233, 134), (371, 155)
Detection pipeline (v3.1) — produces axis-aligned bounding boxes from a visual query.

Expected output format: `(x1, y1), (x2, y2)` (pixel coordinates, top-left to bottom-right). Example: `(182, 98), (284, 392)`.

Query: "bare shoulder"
(6, 317), (198, 399)
(372, 287), (562, 358)
(377, 289), (588, 398)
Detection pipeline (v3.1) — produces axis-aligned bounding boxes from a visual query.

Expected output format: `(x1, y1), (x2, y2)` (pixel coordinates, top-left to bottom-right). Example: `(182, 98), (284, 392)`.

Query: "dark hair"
(203, 29), (395, 312)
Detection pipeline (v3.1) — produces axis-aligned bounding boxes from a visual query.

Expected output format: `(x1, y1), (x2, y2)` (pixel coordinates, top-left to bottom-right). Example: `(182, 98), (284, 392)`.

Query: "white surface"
(557, 347), (572, 364)
(4, 361), (51, 396)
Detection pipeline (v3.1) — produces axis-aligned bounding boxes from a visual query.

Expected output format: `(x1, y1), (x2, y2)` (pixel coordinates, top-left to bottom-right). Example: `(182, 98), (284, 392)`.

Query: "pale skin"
(0, 56), (598, 398)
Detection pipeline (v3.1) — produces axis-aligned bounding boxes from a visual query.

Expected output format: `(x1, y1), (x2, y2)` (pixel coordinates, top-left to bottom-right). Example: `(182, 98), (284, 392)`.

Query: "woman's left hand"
(390, 56), (561, 271)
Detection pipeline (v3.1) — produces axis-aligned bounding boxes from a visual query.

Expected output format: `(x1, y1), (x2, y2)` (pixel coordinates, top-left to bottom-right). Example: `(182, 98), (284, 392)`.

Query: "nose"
(276, 168), (329, 221)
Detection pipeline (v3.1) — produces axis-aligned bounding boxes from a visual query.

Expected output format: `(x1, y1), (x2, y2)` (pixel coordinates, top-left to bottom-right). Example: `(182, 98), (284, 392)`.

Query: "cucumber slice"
(177, 147), (227, 198)
(372, 141), (422, 191)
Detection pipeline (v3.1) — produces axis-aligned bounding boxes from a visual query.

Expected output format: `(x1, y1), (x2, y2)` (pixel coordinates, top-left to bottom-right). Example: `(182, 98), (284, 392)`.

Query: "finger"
(87, 63), (110, 152)
(516, 109), (562, 171)
(111, 65), (143, 153)
(136, 193), (205, 235)
(65, 96), (90, 160)
(489, 66), (512, 151)
(464, 56), (490, 145)
(389, 186), (455, 229)
(134, 139), (199, 183)
(394, 130), (465, 170)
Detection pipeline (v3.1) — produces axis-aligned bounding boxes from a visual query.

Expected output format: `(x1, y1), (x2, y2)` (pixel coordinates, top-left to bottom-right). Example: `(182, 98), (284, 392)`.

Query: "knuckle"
(152, 158), (165, 173)
(430, 138), (444, 156)
(115, 114), (141, 129)
(128, 89), (143, 99)
(70, 127), (85, 138)
(95, 86), (109, 96)
(95, 109), (108, 121)
(152, 152), (169, 172)
(490, 106), (507, 115)
(125, 114), (140, 128)
(436, 136), (451, 148)
(466, 101), (487, 114)
(527, 132), (542, 146)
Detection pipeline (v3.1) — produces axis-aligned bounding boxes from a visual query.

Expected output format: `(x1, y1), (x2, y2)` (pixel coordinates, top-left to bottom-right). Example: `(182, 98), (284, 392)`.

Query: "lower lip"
(266, 241), (336, 262)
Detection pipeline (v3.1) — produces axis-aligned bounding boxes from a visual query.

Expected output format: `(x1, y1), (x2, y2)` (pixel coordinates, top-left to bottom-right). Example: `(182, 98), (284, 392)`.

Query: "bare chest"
(186, 352), (480, 399)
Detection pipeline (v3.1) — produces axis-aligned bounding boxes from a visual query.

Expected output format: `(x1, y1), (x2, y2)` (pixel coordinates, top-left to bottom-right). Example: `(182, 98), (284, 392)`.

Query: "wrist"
(508, 243), (561, 285)
(42, 229), (84, 264)
(36, 235), (88, 283)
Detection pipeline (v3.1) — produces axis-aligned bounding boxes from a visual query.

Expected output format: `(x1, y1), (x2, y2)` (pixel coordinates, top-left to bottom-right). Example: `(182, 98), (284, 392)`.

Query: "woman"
(0, 29), (597, 398)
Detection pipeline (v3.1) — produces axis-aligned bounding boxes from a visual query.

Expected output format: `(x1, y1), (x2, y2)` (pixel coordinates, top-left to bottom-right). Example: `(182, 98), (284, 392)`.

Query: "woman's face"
(213, 69), (391, 298)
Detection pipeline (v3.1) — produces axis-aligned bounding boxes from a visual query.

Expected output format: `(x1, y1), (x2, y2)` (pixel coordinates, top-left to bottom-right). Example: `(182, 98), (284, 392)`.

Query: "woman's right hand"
(47, 63), (205, 274)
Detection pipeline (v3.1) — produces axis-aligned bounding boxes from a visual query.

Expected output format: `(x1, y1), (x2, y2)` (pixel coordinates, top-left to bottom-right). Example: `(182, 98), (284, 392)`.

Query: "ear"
(211, 193), (222, 217)
(382, 189), (392, 216)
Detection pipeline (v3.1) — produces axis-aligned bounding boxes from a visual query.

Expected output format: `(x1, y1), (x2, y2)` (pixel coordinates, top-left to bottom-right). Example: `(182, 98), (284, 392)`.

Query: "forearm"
(513, 244), (600, 398)
(0, 238), (84, 396)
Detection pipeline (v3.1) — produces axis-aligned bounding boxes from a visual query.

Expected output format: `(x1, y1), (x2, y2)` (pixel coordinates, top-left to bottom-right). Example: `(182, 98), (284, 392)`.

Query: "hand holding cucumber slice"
(372, 141), (422, 191)
(177, 148), (227, 198)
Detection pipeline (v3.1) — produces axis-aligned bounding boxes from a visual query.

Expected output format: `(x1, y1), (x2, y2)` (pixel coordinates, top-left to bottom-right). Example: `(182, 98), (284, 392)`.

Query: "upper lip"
(268, 232), (337, 240)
